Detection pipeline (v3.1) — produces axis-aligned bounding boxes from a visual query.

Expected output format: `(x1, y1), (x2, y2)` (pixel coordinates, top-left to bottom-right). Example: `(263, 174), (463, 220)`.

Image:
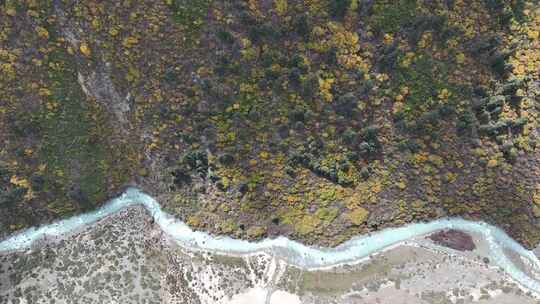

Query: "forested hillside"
(2, 0), (540, 247)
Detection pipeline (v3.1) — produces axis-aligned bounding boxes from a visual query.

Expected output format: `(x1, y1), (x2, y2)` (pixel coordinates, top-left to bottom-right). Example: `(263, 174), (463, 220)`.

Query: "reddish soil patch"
(428, 229), (476, 251)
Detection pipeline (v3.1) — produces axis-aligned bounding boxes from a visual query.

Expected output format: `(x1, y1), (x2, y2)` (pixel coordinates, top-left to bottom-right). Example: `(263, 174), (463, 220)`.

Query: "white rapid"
(1, 188), (540, 293)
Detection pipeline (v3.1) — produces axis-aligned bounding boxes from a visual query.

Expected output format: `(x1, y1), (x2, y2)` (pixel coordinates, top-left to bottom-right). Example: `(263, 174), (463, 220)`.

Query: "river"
(1, 187), (539, 294)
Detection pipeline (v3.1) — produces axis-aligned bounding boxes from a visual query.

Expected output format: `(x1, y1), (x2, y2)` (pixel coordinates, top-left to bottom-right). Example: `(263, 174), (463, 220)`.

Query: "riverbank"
(1, 203), (538, 303)
(1, 188), (540, 298)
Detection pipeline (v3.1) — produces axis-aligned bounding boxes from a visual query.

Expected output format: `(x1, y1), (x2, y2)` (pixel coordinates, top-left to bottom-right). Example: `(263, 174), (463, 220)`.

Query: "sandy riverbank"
(1, 205), (538, 303)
